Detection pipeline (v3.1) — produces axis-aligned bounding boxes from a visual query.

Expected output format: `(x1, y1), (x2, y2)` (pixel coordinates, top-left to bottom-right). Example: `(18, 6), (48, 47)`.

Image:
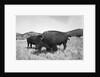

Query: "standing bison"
(27, 35), (41, 48)
(36, 30), (70, 51)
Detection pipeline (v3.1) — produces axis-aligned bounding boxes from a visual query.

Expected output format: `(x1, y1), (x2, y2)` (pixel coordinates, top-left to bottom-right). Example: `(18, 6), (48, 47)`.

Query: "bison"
(27, 35), (41, 48)
(27, 35), (51, 51)
(36, 30), (70, 51)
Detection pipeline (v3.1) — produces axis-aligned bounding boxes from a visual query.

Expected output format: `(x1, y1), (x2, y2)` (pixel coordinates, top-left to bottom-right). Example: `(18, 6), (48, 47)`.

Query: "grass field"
(16, 37), (83, 60)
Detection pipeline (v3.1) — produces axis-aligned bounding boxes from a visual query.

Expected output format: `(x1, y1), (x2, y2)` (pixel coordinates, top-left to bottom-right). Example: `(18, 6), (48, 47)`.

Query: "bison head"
(35, 34), (43, 43)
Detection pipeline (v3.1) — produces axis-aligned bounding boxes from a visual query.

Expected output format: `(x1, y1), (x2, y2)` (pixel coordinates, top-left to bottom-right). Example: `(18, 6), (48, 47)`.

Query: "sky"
(16, 16), (83, 34)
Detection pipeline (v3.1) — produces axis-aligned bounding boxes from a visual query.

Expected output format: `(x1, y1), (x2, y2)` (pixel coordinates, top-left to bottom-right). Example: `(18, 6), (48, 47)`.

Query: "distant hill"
(16, 31), (41, 40)
(16, 33), (24, 40)
(66, 29), (83, 37)
(16, 33), (22, 36)
(23, 31), (41, 39)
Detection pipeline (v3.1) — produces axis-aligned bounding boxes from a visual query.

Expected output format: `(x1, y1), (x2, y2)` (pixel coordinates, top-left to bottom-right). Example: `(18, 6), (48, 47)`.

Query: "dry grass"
(16, 37), (83, 60)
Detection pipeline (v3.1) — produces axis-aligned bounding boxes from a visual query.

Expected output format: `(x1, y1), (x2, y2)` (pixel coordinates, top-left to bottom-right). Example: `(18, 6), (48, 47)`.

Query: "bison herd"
(27, 29), (83, 52)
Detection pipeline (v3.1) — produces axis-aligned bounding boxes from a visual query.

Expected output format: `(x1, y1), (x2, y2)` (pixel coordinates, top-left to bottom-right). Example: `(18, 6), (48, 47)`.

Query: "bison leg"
(63, 42), (67, 50)
(63, 39), (68, 50)
(27, 42), (29, 47)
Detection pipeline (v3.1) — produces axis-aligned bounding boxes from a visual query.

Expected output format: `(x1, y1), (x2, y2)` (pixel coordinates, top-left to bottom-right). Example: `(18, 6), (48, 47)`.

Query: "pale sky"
(16, 16), (83, 34)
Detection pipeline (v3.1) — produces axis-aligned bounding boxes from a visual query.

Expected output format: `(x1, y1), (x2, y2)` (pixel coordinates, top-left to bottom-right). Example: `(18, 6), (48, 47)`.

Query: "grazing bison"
(66, 29), (83, 37)
(27, 35), (41, 48)
(36, 30), (70, 51)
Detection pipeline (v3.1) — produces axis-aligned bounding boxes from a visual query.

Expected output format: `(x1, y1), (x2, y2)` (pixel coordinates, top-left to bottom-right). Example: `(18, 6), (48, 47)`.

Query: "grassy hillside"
(66, 29), (83, 37)
(16, 36), (83, 60)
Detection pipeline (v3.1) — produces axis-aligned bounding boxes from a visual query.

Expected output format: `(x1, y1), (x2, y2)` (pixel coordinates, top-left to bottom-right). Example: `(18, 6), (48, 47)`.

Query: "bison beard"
(35, 41), (51, 51)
